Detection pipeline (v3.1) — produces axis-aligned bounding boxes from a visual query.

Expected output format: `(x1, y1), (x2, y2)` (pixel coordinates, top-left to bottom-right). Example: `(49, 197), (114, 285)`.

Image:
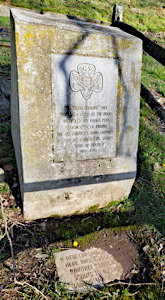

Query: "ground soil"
(0, 210), (155, 299)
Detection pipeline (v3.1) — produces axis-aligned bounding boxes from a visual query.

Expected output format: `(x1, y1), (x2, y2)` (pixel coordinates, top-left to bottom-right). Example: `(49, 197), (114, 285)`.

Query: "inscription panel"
(51, 55), (118, 161)
(55, 248), (123, 292)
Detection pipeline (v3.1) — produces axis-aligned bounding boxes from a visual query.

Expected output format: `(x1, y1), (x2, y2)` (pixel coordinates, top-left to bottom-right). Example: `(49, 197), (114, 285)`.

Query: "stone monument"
(55, 248), (123, 292)
(10, 8), (142, 220)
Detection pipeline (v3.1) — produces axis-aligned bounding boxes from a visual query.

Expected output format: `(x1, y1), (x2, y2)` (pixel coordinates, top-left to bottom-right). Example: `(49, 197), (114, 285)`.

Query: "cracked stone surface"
(55, 247), (124, 292)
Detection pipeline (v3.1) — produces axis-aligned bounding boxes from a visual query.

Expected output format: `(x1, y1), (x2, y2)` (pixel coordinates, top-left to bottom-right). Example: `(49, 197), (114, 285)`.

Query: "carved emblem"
(69, 63), (103, 100)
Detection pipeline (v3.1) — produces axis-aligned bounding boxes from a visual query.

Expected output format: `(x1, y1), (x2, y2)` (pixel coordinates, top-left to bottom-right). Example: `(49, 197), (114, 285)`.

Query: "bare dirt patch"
(87, 230), (153, 283)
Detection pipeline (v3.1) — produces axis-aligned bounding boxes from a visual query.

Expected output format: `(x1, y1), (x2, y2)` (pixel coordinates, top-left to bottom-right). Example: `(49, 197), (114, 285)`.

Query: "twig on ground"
(143, 168), (165, 174)
(127, 291), (139, 296)
(86, 284), (111, 295)
(0, 195), (48, 300)
(100, 291), (139, 299)
(0, 232), (6, 241)
(74, 271), (156, 288)
(144, 293), (150, 299)
(161, 276), (164, 295)
(11, 220), (34, 235)
(107, 281), (156, 287)
(15, 281), (48, 300)
(81, 216), (91, 222)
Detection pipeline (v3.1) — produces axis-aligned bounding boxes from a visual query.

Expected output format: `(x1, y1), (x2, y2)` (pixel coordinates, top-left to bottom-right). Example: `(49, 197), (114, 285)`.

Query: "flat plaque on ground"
(55, 247), (123, 292)
(51, 55), (118, 162)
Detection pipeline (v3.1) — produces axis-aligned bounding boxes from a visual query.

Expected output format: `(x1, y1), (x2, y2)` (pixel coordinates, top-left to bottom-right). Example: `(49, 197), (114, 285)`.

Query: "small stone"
(131, 268), (139, 274)
(9, 194), (15, 200)
(160, 261), (165, 268)
(9, 195), (16, 207)
(34, 253), (48, 259)
(153, 162), (161, 171)
(0, 168), (4, 183)
(40, 221), (46, 230)
(143, 245), (150, 254)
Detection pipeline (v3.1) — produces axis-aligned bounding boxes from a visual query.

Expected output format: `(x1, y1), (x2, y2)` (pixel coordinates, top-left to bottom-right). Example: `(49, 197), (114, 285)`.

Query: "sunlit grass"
(142, 54), (165, 96)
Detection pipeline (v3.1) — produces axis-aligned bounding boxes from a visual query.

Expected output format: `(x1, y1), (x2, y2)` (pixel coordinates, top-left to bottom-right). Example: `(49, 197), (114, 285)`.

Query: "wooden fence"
(112, 4), (165, 122)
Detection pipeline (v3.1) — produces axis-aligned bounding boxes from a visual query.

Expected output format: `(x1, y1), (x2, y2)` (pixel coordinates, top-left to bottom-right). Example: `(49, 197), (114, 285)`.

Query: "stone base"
(24, 178), (134, 220)
(10, 8), (142, 220)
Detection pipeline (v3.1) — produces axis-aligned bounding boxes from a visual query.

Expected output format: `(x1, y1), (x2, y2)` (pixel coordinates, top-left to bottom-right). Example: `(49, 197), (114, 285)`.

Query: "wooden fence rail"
(0, 41), (10, 48)
(141, 84), (165, 122)
(112, 21), (165, 67)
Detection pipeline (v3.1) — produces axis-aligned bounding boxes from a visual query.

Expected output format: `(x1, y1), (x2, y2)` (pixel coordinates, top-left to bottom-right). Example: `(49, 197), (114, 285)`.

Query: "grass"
(0, 16), (10, 30)
(142, 54), (165, 96)
(131, 102), (165, 233)
(0, 1), (165, 299)
(0, 46), (11, 78)
(0, 0), (164, 31)
(0, 47), (10, 66)
(0, 121), (16, 167)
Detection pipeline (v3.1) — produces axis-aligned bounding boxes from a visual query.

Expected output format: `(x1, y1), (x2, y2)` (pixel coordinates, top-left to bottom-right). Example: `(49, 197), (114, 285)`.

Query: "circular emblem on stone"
(69, 63), (103, 100)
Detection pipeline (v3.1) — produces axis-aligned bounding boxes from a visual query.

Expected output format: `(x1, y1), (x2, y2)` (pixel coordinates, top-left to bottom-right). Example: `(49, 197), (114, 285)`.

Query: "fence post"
(112, 4), (123, 24)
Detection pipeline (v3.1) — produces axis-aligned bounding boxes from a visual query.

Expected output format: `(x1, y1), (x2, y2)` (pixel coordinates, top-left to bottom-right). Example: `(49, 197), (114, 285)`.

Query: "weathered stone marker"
(55, 248), (123, 292)
(10, 8), (142, 220)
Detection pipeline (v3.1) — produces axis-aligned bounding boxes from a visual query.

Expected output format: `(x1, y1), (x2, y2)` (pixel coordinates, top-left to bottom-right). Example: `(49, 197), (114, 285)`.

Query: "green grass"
(133, 99), (165, 233)
(0, 0), (164, 32)
(0, 182), (10, 193)
(0, 40), (11, 80)
(0, 48), (10, 67)
(0, 16), (10, 30)
(142, 54), (165, 96)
